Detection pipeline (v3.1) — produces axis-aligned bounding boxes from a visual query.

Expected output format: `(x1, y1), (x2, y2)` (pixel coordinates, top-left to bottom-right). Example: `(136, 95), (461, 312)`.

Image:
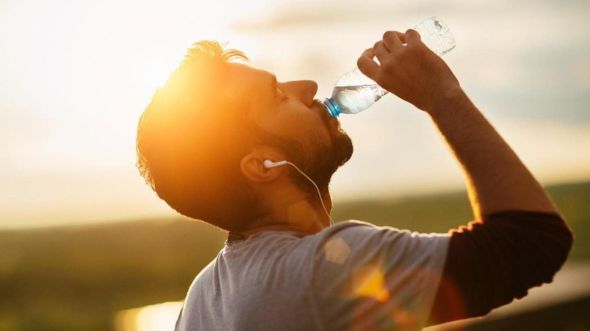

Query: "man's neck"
(239, 193), (331, 238)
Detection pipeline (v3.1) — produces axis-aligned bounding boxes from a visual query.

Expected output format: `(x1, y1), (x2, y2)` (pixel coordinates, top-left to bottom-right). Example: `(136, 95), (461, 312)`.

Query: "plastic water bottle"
(323, 17), (456, 117)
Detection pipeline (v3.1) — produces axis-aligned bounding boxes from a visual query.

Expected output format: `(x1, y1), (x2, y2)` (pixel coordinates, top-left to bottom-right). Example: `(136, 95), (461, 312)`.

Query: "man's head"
(136, 41), (353, 232)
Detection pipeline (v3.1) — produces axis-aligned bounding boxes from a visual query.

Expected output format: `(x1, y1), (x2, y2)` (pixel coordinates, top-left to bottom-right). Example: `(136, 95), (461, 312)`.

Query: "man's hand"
(357, 29), (462, 113)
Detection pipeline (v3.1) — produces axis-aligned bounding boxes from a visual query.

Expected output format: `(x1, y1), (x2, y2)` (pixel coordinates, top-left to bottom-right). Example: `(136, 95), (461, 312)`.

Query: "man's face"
(227, 63), (353, 190)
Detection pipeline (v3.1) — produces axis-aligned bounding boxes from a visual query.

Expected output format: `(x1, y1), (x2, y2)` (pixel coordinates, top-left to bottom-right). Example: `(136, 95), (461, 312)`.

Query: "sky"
(1, 0), (589, 228)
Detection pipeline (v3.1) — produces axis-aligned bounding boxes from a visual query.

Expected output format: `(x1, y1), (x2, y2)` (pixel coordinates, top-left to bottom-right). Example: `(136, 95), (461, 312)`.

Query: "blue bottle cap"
(323, 98), (341, 117)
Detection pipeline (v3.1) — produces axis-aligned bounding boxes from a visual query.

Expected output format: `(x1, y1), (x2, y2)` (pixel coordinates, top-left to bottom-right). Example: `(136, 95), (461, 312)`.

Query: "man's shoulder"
(319, 219), (449, 240)
(308, 220), (450, 267)
(313, 219), (409, 243)
(318, 219), (383, 235)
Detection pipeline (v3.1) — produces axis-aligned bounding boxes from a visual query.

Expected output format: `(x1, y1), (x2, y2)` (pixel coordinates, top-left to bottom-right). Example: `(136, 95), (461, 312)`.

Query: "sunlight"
(352, 262), (390, 303)
(135, 302), (183, 331)
(1, 0), (589, 231)
(126, 0), (276, 101)
(132, 50), (184, 100)
(115, 301), (183, 331)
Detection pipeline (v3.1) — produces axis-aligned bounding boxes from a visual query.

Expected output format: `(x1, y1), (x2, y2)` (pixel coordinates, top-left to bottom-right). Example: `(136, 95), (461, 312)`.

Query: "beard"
(255, 104), (353, 196)
(303, 101), (354, 190)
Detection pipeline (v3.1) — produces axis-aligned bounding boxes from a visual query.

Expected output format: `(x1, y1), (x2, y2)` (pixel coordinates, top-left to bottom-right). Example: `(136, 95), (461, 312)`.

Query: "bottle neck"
(323, 98), (341, 117)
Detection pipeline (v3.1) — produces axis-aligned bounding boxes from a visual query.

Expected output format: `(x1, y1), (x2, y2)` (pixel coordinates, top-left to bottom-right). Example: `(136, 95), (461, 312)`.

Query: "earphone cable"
(284, 161), (333, 227)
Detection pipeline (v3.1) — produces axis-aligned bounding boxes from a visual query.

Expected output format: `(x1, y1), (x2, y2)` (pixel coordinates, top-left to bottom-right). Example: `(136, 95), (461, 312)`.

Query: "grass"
(0, 180), (588, 330)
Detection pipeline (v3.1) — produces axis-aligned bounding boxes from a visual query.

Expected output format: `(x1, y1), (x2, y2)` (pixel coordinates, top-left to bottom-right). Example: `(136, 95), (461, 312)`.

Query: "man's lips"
(312, 99), (336, 126)
(312, 99), (344, 141)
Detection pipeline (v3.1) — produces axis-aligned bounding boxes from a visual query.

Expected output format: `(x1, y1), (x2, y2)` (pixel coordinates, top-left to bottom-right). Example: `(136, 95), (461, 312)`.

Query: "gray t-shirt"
(175, 220), (450, 331)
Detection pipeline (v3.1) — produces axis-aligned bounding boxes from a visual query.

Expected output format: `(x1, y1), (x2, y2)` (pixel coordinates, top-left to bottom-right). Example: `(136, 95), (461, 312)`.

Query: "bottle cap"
(323, 98), (341, 117)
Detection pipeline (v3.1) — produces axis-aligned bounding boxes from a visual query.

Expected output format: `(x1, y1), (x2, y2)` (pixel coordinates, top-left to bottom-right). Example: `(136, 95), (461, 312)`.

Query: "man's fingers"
(382, 31), (404, 50)
(373, 41), (389, 65)
(357, 48), (380, 79)
(405, 29), (421, 44)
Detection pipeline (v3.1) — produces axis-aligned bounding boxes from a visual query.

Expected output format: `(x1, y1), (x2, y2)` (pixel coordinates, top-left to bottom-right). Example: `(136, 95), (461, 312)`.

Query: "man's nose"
(283, 80), (318, 107)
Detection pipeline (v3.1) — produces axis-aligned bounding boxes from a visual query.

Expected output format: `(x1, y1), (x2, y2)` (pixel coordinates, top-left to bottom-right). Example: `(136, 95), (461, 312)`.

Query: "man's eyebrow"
(269, 75), (278, 96)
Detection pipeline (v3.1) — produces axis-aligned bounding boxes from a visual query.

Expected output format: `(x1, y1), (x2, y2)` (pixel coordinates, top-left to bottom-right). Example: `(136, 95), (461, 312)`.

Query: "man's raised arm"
(359, 29), (557, 216)
(358, 29), (573, 324)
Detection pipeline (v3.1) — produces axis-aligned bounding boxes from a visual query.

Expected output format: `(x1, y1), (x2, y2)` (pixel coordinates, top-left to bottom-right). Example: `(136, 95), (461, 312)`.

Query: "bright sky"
(1, 0), (589, 228)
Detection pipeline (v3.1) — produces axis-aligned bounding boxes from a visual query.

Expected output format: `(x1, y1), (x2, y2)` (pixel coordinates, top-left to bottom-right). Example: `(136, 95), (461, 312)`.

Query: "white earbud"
(263, 160), (288, 169)
(262, 159), (333, 227)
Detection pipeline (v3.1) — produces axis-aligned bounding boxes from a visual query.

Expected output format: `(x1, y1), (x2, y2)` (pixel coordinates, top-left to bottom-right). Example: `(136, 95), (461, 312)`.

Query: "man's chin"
(322, 106), (352, 164)
(292, 131), (352, 195)
(333, 130), (353, 167)
(316, 129), (353, 184)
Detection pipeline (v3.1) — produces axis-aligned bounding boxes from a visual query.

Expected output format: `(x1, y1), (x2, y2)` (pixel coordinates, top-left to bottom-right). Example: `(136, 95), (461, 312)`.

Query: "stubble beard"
(292, 103), (354, 196)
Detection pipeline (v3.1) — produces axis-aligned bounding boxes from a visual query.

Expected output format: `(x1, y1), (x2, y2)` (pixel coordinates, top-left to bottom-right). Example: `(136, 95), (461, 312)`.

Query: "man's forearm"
(428, 88), (558, 218)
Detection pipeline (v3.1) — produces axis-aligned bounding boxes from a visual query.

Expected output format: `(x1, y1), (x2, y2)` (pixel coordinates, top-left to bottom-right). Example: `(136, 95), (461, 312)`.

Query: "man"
(136, 30), (573, 330)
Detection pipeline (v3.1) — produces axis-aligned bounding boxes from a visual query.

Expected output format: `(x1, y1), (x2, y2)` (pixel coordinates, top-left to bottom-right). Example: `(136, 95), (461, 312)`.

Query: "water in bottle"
(323, 16), (456, 117)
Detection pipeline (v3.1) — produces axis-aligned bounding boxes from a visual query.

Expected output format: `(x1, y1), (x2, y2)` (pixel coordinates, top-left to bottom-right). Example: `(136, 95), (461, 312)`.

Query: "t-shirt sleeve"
(309, 221), (451, 331)
(427, 210), (573, 325)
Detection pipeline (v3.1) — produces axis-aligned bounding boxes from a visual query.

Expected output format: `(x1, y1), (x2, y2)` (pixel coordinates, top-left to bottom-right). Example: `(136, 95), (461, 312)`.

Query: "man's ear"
(240, 150), (285, 183)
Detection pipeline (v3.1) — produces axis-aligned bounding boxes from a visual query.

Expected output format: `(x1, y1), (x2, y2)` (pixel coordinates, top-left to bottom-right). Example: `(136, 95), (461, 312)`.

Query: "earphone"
(264, 159), (333, 227)
(263, 160), (288, 168)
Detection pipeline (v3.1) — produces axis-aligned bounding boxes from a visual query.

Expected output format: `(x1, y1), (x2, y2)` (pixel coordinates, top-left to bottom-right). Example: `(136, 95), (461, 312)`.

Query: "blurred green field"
(0, 181), (588, 331)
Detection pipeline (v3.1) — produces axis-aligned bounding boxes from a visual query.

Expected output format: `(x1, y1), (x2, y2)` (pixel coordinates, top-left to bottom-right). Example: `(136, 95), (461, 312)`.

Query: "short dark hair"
(136, 41), (258, 232)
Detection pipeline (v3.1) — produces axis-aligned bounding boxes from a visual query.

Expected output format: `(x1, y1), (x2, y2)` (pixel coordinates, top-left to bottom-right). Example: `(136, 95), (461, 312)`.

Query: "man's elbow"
(547, 215), (574, 274)
(532, 214), (574, 286)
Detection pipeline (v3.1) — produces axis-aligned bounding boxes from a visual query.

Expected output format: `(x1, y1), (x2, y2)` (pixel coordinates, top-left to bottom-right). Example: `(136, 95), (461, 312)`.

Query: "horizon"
(2, 179), (588, 231)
